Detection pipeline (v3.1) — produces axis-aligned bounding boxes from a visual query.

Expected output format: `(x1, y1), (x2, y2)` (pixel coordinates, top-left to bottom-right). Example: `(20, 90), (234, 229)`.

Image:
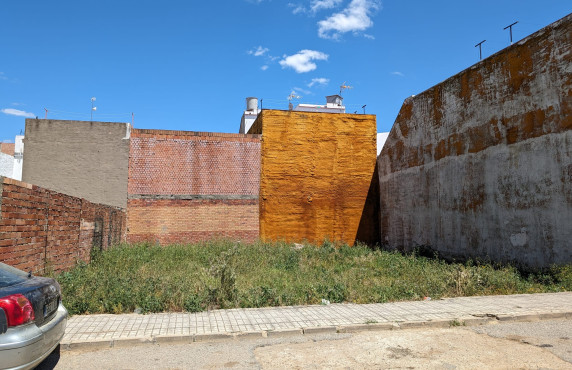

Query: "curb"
(60, 311), (572, 351)
(265, 328), (303, 337)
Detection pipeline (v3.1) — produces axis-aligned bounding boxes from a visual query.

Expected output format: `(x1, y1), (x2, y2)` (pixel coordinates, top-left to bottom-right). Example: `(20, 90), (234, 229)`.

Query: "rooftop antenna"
(475, 40), (486, 61)
(362, 104), (366, 114)
(44, 108), (48, 119)
(288, 92), (300, 110)
(90, 97), (97, 121)
(339, 82), (353, 96)
(504, 21), (518, 44)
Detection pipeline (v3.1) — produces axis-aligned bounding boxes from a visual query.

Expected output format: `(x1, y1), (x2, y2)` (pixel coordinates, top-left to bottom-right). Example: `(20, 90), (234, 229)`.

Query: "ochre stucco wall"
(377, 14), (572, 267)
(252, 110), (377, 245)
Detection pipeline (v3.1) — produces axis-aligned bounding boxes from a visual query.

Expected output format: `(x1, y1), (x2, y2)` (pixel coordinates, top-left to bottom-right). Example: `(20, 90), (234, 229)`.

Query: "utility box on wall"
(249, 110), (378, 246)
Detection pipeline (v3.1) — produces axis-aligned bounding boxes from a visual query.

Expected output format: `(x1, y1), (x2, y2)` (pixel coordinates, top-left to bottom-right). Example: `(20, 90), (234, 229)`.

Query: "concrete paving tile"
(62, 292), (572, 347)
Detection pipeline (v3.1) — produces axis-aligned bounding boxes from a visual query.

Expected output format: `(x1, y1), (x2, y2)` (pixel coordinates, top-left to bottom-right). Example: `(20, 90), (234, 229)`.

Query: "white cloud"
(318, 0), (381, 40)
(279, 50), (329, 73)
(308, 77), (330, 87)
(1, 108), (35, 118)
(290, 0), (343, 14)
(248, 46), (269, 57)
(391, 71), (404, 77)
(0, 72), (7, 80)
(293, 87), (311, 95)
(364, 33), (375, 40)
(261, 65), (269, 71)
(311, 0), (343, 12)
(288, 3), (306, 14)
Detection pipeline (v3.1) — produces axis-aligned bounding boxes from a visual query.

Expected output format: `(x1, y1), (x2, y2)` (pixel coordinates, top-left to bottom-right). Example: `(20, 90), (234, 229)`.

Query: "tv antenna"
(339, 82), (353, 96)
(44, 108), (48, 119)
(90, 97), (97, 120)
(504, 21), (518, 44)
(288, 92), (301, 110)
(475, 40), (486, 61)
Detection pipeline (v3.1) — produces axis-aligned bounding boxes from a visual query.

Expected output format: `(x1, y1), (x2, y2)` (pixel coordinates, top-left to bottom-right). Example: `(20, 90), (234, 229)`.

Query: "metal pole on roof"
(475, 40), (486, 61)
(504, 21), (518, 44)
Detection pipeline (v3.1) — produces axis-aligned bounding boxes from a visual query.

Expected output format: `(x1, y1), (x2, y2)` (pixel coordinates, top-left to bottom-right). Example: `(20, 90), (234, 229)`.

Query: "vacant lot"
(55, 241), (572, 315)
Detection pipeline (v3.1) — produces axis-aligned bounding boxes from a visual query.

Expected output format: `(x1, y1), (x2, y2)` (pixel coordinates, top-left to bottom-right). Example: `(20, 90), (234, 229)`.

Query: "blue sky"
(1, 1), (570, 142)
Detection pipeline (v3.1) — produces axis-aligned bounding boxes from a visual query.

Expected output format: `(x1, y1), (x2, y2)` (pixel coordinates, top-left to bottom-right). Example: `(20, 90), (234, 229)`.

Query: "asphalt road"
(38, 319), (572, 369)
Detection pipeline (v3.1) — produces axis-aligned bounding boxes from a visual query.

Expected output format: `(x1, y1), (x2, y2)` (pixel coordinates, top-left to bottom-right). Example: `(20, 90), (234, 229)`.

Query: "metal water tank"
(246, 97), (258, 111)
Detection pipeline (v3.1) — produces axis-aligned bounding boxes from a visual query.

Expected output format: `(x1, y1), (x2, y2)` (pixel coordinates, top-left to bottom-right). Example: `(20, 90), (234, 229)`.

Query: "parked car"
(0, 262), (67, 370)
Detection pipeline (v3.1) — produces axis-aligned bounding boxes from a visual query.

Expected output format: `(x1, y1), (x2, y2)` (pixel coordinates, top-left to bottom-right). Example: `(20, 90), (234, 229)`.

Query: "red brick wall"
(0, 177), (126, 273)
(0, 143), (15, 156)
(127, 129), (261, 245)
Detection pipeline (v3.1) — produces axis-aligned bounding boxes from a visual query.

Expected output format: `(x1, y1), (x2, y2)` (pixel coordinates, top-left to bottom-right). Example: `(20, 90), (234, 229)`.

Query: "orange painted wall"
(251, 110), (377, 245)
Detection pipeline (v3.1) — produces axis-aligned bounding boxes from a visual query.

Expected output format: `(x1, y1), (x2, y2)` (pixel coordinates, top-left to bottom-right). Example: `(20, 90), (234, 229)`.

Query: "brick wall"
(127, 129), (261, 245)
(0, 177), (126, 273)
(377, 14), (572, 267)
(250, 110), (378, 246)
(0, 143), (15, 156)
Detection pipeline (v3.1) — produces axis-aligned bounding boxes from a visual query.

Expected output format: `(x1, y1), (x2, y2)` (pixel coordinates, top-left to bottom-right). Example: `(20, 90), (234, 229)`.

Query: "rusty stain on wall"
(251, 110), (377, 245)
(378, 13), (572, 267)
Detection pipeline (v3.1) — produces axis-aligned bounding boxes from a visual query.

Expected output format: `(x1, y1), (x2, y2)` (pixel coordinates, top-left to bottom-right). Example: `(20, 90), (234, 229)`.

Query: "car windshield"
(0, 263), (28, 288)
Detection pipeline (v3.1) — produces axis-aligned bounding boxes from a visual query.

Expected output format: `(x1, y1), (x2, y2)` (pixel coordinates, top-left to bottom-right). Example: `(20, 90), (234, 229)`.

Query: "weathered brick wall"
(0, 177), (126, 273)
(250, 110), (377, 246)
(378, 14), (572, 267)
(127, 129), (261, 245)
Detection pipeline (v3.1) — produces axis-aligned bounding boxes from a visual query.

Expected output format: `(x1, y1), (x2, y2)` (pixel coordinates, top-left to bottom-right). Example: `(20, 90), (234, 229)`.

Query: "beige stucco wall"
(22, 119), (130, 208)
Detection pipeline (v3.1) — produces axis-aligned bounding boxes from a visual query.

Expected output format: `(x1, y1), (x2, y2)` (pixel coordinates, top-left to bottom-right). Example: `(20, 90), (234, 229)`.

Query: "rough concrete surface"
(39, 319), (572, 369)
(378, 14), (572, 267)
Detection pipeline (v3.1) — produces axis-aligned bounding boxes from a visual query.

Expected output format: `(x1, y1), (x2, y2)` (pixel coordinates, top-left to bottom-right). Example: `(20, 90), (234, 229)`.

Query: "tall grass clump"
(55, 240), (572, 315)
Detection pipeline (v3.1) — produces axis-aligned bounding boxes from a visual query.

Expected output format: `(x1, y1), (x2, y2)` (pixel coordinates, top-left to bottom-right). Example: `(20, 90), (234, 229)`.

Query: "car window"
(0, 263), (28, 287)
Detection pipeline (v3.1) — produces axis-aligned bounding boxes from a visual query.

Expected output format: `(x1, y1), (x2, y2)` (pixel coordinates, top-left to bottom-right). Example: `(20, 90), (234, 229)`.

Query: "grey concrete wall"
(22, 119), (130, 208)
(378, 14), (572, 267)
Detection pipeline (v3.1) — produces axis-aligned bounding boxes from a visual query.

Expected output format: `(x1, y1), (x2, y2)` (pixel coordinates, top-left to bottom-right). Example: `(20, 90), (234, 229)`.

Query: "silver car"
(0, 263), (67, 370)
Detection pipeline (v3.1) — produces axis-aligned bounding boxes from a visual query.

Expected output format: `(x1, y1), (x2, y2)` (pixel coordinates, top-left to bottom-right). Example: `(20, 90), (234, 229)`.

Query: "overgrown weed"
(56, 241), (572, 315)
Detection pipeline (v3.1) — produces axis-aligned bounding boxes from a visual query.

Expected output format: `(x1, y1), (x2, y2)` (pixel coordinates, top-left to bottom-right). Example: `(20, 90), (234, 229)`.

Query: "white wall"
(377, 132), (389, 155)
(0, 152), (14, 178)
(12, 135), (24, 181)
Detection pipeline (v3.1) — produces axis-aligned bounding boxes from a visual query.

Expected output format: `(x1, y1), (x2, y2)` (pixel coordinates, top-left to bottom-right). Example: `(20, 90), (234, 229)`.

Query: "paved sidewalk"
(61, 292), (572, 350)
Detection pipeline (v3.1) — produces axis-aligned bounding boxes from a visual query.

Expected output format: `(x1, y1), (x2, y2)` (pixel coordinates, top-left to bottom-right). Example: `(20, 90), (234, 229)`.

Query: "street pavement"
(61, 292), (572, 350)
